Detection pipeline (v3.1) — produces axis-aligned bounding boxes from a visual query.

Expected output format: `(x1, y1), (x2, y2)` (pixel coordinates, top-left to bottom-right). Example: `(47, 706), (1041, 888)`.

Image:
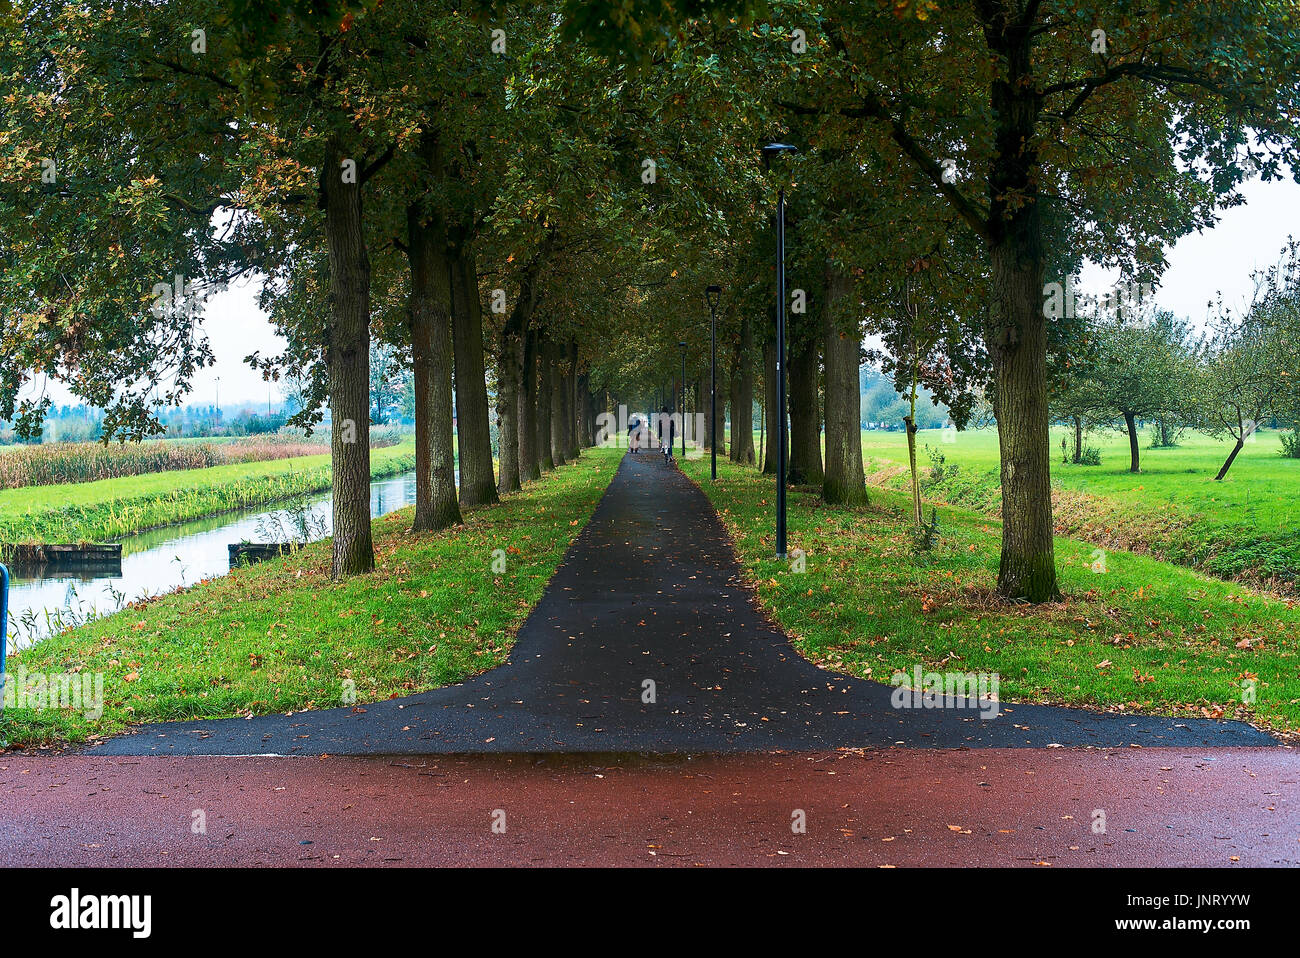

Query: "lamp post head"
(705, 285), (721, 310)
(761, 142), (799, 169)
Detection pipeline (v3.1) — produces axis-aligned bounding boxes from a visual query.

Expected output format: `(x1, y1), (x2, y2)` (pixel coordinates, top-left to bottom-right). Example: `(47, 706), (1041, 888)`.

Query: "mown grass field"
(682, 452), (1300, 739)
(861, 426), (1300, 590)
(0, 442), (417, 546)
(1, 448), (618, 747)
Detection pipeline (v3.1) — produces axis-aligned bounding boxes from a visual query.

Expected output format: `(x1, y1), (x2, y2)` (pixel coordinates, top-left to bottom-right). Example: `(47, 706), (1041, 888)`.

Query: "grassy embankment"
(0, 442), (417, 548)
(861, 426), (1300, 591)
(1, 447), (618, 747)
(681, 451), (1299, 739)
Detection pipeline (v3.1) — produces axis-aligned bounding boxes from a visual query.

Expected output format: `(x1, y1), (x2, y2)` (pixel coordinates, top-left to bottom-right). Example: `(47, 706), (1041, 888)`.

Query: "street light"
(762, 142), (797, 559)
(678, 341), (687, 459)
(706, 284), (721, 480)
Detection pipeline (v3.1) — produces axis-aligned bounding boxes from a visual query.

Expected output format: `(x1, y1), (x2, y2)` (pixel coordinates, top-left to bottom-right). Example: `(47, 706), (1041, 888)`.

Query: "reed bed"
(0, 443), (416, 547)
(0, 437), (329, 491)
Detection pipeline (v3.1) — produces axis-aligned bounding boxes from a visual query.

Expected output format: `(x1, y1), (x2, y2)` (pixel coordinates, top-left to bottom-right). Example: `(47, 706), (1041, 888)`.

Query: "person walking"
(659, 407), (676, 464)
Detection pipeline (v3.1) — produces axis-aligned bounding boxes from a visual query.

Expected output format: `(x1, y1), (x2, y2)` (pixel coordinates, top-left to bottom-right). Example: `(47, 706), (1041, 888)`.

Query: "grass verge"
(1, 448), (618, 747)
(681, 453), (1299, 740)
(0, 443), (417, 547)
(864, 427), (1300, 591)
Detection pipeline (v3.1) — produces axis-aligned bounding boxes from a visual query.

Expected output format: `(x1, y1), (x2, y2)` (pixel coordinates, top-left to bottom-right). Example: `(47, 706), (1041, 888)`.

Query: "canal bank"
(4, 470), (421, 647)
(0, 443), (417, 555)
(0, 450), (617, 747)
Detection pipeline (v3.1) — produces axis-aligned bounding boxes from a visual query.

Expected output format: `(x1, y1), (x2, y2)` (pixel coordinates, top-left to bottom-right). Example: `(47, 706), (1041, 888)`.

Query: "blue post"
(0, 562), (8, 710)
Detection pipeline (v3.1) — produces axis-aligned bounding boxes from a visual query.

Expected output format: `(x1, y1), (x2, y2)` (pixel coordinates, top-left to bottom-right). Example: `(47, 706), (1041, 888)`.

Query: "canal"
(4, 470), (418, 649)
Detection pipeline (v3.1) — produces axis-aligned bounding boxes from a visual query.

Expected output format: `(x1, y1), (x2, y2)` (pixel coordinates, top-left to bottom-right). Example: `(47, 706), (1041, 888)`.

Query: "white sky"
(25, 173), (1300, 411)
(1080, 174), (1300, 324)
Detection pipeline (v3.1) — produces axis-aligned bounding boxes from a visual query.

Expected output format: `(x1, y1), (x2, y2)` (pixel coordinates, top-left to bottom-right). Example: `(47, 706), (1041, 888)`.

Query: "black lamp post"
(706, 284), (721, 480)
(762, 142), (797, 559)
(678, 341), (687, 458)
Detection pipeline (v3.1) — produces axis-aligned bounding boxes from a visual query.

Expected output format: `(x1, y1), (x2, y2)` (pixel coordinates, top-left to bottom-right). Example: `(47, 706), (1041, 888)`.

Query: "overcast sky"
(25, 171), (1300, 411)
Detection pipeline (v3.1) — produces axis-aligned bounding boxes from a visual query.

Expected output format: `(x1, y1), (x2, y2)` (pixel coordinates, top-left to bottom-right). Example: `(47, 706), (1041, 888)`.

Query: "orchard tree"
(1088, 311), (1198, 472)
(1196, 317), (1277, 480)
(1198, 244), (1300, 479)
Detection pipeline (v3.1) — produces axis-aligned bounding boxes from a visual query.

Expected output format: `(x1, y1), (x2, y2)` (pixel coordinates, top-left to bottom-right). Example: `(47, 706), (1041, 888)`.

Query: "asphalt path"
(87, 450), (1276, 756)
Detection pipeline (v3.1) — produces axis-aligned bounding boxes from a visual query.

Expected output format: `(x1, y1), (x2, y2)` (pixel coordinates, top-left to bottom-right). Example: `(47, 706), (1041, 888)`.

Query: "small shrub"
(1078, 445), (1102, 466)
(924, 444), (957, 482)
(1280, 430), (1300, 459)
(911, 507), (941, 552)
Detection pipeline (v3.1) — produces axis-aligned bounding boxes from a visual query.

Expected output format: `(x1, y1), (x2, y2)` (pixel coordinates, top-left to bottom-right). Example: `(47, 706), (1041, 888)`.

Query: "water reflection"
(5, 471), (418, 649)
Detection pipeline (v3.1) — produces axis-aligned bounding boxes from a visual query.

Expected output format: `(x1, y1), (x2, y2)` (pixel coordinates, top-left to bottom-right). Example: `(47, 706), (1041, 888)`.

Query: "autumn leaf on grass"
(1095, 659), (1113, 670)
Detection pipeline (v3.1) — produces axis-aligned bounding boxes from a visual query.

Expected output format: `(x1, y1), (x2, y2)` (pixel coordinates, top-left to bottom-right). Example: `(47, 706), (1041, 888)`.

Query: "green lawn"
(1, 448), (618, 747)
(861, 426), (1300, 590)
(0, 442), (418, 546)
(682, 452), (1300, 740)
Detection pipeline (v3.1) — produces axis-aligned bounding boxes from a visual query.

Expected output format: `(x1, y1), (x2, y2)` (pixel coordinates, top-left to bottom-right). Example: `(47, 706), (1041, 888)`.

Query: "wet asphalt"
(86, 450), (1277, 756)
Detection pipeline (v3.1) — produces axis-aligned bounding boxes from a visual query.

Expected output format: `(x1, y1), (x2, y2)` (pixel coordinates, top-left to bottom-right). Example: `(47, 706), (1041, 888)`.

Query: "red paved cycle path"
(1, 747), (1294, 867)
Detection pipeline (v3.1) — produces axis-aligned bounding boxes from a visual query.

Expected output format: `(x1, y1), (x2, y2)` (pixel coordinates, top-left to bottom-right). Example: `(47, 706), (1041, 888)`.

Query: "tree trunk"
(822, 268), (867, 505)
(729, 315), (755, 464)
(536, 330), (556, 472)
(450, 240), (499, 507)
(565, 340), (581, 460)
(710, 364), (726, 457)
(576, 371), (591, 448)
(985, 237), (1058, 602)
(1124, 410), (1140, 472)
(1073, 415), (1082, 463)
(322, 138), (374, 578)
(1214, 438), (1245, 480)
(495, 328), (522, 495)
(518, 327), (541, 480)
(761, 331), (778, 474)
(905, 416), (922, 528)
(405, 198), (461, 533)
(787, 308), (823, 486)
(546, 336), (567, 467)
